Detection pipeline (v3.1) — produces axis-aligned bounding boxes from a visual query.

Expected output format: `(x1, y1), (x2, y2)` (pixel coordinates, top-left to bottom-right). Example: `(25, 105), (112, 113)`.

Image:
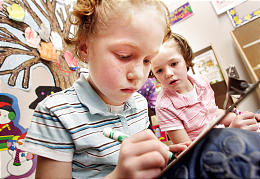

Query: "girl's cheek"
(102, 67), (122, 86)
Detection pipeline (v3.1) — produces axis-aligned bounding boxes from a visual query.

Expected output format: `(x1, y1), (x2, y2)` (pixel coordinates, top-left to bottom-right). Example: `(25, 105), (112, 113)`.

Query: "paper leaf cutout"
(38, 23), (50, 42)
(25, 27), (41, 48)
(50, 31), (63, 50)
(64, 51), (79, 70)
(7, 3), (25, 22)
(0, 0), (3, 11)
(38, 42), (59, 62)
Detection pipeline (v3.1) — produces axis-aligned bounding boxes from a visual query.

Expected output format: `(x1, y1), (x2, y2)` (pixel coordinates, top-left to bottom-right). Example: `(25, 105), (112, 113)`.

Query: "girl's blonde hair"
(69, 0), (170, 54)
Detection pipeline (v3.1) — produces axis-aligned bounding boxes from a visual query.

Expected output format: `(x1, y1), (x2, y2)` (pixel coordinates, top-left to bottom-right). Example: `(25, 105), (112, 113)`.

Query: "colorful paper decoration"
(38, 23), (51, 42)
(38, 42), (59, 62)
(50, 31), (63, 50)
(25, 27), (41, 48)
(7, 3), (25, 22)
(227, 8), (260, 28)
(152, 125), (168, 142)
(64, 51), (79, 70)
(169, 2), (193, 25)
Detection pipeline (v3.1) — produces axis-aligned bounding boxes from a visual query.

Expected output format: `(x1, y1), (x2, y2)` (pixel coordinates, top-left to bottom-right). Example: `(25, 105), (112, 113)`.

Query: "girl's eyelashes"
(118, 54), (132, 59)
(171, 62), (178, 66)
(156, 69), (162, 74)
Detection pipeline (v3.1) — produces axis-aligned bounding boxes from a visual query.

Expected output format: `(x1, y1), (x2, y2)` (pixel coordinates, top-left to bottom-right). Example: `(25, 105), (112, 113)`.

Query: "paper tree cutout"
(0, 0), (84, 90)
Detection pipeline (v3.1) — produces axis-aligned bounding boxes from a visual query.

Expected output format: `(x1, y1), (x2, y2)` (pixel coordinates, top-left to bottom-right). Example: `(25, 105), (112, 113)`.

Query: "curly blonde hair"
(69, 0), (171, 56)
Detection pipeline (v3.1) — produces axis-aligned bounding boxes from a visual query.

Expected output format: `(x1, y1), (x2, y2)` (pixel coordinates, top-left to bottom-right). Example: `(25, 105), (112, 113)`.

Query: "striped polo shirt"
(22, 74), (149, 178)
(155, 75), (218, 141)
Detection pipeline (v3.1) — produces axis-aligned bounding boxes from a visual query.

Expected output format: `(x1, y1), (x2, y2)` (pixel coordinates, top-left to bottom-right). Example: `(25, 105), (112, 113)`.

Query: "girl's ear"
(78, 37), (88, 62)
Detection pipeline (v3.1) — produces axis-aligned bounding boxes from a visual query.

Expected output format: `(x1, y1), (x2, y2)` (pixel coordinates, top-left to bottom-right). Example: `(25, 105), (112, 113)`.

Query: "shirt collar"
(73, 74), (136, 116)
(164, 75), (205, 108)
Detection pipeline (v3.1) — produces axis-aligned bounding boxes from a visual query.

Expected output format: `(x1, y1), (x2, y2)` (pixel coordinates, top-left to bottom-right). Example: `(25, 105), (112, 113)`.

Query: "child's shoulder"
(155, 88), (173, 108)
(132, 92), (148, 106)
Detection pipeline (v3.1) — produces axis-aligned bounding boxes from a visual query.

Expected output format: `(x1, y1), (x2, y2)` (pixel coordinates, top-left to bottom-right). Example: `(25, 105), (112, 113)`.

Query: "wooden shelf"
(230, 17), (260, 100)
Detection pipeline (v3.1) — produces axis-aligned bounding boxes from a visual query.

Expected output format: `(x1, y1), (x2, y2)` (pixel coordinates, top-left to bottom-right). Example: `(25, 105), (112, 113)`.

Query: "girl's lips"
(169, 80), (178, 85)
(121, 88), (136, 93)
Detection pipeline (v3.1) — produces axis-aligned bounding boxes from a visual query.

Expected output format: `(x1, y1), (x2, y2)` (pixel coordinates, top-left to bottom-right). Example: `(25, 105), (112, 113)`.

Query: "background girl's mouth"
(170, 80), (177, 85)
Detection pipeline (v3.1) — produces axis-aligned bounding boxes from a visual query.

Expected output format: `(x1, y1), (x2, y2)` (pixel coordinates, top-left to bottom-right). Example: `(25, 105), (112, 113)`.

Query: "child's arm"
(105, 129), (171, 179)
(167, 129), (192, 144)
(35, 156), (72, 178)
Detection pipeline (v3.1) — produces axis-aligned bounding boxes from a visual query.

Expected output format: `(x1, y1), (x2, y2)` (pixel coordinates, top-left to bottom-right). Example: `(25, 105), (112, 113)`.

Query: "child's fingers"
(129, 167), (162, 179)
(242, 123), (259, 131)
(240, 117), (257, 126)
(136, 168), (162, 179)
(127, 129), (159, 143)
(134, 151), (167, 170)
(169, 144), (188, 153)
(121, 138), (169, 163)
(239, 111), (255, 119)
(255, 113), (260, 122)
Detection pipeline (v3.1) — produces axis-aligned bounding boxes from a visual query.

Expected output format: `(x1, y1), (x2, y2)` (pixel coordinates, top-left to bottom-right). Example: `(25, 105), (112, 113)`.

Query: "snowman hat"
(0, 95), (14, 112)
(0, 95), (16, 120)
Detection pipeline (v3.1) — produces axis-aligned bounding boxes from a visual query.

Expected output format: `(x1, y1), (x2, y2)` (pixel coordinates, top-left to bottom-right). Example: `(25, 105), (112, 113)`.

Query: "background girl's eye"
(171, 62), (178, 66)
(156, 69), (162, 74)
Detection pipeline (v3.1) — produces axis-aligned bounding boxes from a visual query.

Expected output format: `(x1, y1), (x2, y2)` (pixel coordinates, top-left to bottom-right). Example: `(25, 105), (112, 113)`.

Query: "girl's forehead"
(88, 1), (168, 36)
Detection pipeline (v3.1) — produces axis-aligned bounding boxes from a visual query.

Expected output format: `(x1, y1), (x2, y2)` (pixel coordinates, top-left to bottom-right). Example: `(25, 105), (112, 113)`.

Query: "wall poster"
(169, 2), (193, 25)
(211, 0), (247, 15)
(192, 45), (224, 84)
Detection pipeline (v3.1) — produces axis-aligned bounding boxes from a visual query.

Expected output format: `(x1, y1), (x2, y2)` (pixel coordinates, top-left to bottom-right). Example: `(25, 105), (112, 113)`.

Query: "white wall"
(164, 0), (260, 112)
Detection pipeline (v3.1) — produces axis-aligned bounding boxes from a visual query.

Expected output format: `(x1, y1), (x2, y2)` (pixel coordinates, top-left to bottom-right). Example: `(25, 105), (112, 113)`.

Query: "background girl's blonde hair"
(166, 32), (194, 68)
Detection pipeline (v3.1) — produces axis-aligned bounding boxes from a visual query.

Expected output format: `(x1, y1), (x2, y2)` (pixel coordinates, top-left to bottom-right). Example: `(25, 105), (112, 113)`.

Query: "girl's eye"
(118, 54), (131, 59)
(156, 69), (162, 74)
(171, 62), (178, 67)
(143, 58), (150, 64)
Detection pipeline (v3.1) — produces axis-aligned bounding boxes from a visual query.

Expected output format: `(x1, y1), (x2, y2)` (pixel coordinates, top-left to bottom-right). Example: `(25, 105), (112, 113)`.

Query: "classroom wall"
(163, 0), (260, 112)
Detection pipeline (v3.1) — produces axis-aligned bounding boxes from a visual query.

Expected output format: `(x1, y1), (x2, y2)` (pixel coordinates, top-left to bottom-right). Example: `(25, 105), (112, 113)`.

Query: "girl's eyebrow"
(113, 40), (159, 57)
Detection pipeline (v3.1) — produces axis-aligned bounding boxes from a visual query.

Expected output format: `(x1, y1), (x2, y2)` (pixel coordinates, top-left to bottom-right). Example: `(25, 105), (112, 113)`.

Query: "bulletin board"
(192, 45), (233, 108)
(230, 17), (260, 99)
(0, 1), (80, 178)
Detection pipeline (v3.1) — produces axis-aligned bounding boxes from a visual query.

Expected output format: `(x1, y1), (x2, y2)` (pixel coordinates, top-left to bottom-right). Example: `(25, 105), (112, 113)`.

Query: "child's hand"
(169, 141), (190, 156)
(255, 113), (260, 122)
(107, 129), (170, 179)
(229, 111), (259, 131)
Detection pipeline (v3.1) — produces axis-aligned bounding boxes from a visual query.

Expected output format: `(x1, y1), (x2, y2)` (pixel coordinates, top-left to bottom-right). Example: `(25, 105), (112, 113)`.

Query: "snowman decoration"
(7, 132), (35, 176)
(0, 94), (22, 178)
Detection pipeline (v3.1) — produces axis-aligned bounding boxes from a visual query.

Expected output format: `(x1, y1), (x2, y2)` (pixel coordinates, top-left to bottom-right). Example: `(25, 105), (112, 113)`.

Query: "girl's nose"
(165, 67), (174, 78)
(127, 62), (145, 82)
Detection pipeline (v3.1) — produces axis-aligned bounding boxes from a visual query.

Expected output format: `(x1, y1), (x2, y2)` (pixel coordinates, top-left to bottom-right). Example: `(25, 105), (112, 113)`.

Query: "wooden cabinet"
(231, 17), (260, 99)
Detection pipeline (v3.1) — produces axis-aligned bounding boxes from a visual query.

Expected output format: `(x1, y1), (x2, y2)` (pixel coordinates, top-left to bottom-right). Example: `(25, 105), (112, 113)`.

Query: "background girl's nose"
(165, 67), (173, 78)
